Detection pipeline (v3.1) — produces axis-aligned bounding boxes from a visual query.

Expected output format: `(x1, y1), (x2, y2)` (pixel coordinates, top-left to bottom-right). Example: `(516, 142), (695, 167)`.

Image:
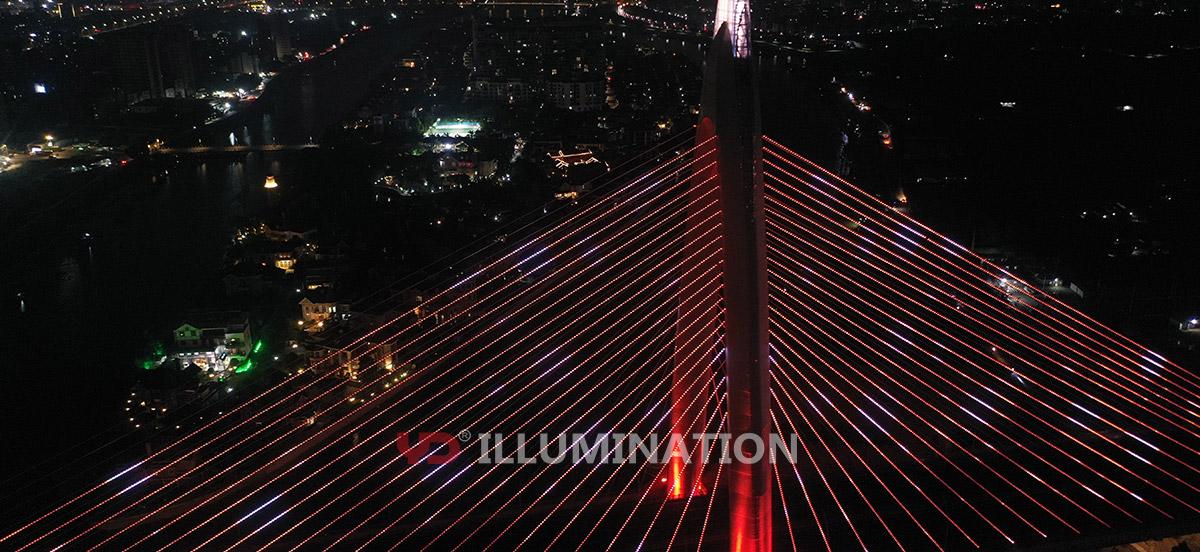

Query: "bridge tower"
(672, 0), (772, 549)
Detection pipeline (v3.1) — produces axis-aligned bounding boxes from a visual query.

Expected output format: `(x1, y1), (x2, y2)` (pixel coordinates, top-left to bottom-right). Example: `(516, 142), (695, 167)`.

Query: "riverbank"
(0, 15), (431, 481)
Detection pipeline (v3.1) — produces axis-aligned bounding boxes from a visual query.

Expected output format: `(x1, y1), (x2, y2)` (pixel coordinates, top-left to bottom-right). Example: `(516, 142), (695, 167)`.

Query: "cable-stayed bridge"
(6, 7), (1200, 552)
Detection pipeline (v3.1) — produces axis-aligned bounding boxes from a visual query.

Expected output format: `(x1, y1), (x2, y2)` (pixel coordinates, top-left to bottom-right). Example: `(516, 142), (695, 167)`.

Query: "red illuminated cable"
(564, 298), (727, 552)
(763, 136), (1198, 384)
(767, 262), (1158, 521)
(774, 357), (962, 550)
(769, 261), (1191, 520)
(243, 186), (720, 552)
(769, 336), (986, 547)
(309, 243), (725, 552)
(524, 339), (724, 552)
(250, 240), (720, 552)
(767, 312), (1040, 539)
(767, 276), (1075, 531)
(426, 332), (721, 552)
(148, 187), (715, 549)
(10, 142), (717, 551)
(770, 371), (915, 552)
(420, 269), (726, 552)
(664, 392), (727, 552)
(762, 152), (1200, 422)
(360, 329), (723, 552)
(693, 427), (728, 552)
(536, 330), (728, 549)
(216, 301), (672, 552)
(98, 184), (705, 547)
(770, 411), (831, 552)
(768, 283), (1101, 529)
(0, 133), (714, 550)
(637, 378), (728, 552)
(261, 308), (687, 552)
(770, 387), (873, 551)
(497, 248), (727, 552)
(276, 193), (720, 547)
(762, 136), (1177, 372)
(763, 165), (1200, 454)
(597, 318), (728, 552)
(763, 140), (1200, 399)
(285, 317), (675, 552)
(764, 185), (1200, 510)
(767, 249), (1148, 512)
(763, 147), (1159, 380)
(592, 355), (726, 552)
(761, 194), (1200, 464)
(770, 420), (799, 552)
(137, 181), (724, 552)
(766, 195), (1200, 434)
(40, 154), (716, 552)
(765, 210), (1200, 505)
(446, 339), (724, 552)
(212, 227), (724, 552)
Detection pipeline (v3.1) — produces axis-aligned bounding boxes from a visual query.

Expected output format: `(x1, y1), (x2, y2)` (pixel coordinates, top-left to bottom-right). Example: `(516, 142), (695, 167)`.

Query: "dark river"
(3, 12), (1197, 499)
(0, 20), (426, 483)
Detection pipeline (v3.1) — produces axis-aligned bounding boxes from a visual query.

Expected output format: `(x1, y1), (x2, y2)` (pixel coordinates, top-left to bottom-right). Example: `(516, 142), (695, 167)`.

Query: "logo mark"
(396, 432), (461, 465)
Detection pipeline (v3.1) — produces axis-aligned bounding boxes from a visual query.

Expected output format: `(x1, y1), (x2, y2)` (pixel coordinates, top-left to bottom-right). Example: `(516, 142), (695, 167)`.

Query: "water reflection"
(0, 20), (431, 476)
(190, 24), (419, 148)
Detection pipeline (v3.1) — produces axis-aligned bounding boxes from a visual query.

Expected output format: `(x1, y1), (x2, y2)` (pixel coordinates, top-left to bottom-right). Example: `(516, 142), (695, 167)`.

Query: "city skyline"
(2, 0), (1199, 550)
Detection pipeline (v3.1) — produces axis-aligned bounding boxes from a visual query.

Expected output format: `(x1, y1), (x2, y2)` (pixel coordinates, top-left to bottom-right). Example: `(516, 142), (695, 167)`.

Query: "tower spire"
(714, 0), (752, 58)
(676, 3), (772, 548)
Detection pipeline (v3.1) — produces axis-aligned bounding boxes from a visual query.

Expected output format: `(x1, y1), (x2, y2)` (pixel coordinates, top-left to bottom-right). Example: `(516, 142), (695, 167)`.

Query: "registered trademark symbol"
(457, 430), (472, 442)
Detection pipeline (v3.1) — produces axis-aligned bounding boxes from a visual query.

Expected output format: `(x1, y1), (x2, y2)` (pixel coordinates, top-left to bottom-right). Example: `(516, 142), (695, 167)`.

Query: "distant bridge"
(150, 144), (320, 155)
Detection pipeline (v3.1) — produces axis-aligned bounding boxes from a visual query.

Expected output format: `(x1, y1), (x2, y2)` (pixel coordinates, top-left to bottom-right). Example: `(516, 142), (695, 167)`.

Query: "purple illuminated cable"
(762, 153), (1200, 431)
(0, 131), (713, 551)
(770, 370), (913, 551)
(306, 246), (725, 552)
(764, 186), (1200, 514)
(14, 142), (718, 552)
(44, 152), (717, 552)
(770, 339), (983, 547)
(420, 270), (726, 552)
(762, 164), (1200, 480)
(767, 260), (1156, 521)
(147, 190), (729, 552)
(771, 388), (871, 551)
(765, 136), (1200, 393)
(144, 191), (724, 552)
(763, 142), (1200, 406)
(770, 411), (831, 552)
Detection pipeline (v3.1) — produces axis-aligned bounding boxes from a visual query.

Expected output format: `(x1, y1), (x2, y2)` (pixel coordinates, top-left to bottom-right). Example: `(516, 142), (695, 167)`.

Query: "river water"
(4, 12), (1196, 495)
(0, 20), (426, 482)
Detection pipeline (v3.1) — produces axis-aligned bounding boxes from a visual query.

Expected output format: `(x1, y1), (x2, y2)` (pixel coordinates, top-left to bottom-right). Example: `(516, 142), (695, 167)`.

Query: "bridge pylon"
(672, 1), (771, 549)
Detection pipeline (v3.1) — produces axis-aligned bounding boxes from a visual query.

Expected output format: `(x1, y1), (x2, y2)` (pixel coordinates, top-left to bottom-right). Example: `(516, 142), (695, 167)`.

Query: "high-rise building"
(56, 1), (77, 19)
(267, 13), (293, 62)
(547, 80), (605, 111)
(232, 51), (261, 75)
(111, 26), (198, 103)
(467, 16), (605, 107)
